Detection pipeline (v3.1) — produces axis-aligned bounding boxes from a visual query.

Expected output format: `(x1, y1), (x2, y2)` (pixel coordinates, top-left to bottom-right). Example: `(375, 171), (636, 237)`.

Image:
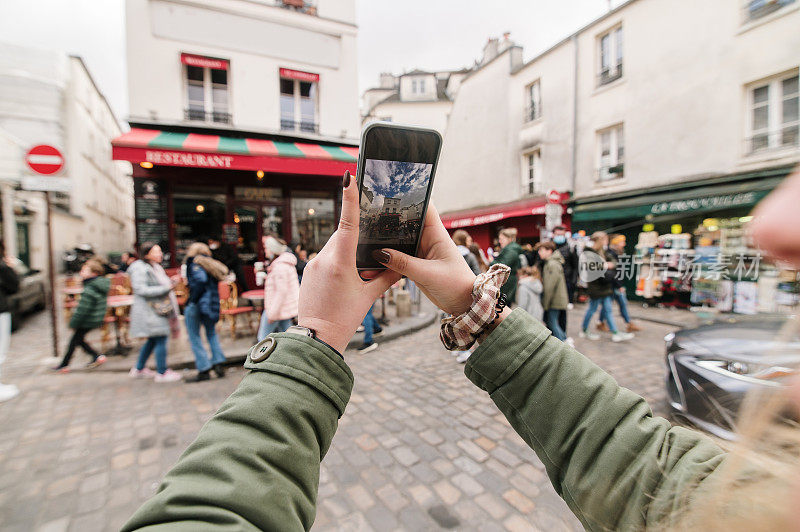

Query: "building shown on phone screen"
(113, 0), (359, 286)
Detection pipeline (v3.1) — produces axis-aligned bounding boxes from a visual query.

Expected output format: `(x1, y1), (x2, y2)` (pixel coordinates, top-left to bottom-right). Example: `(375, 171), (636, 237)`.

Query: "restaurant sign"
(144, 150), (234, 168)
(650, 192), (758, 215)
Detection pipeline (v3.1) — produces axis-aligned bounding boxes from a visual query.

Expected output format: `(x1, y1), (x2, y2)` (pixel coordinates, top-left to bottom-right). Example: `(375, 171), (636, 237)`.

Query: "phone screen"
(356, 125), (441, 269)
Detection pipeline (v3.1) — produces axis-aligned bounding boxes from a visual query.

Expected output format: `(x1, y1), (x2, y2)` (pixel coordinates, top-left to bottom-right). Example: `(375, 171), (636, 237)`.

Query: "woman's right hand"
(372, 204), (477, 316)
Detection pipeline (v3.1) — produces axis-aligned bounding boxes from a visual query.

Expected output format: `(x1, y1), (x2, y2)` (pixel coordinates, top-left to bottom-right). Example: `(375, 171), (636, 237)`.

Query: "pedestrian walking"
(0, 241), (19, 403)
(183, 243), (230, 383)
(127, 170), (800, 532)
(490, 227), (522, 303)
(357, 303), (383, 353)
(580, 232), (634, 343)
(468, 242), (489, 273)
(52, 258), (109, 372)
(536, 241), (569, 341)
(257, 236), (299, 341)
(119, 250), (138, 272)
(516, 266), (544, 322)
(208, 236), (248, 292)
(452, 229), (481, 275)
(127, 243), (182, 382)
(597, 234), (641, 334)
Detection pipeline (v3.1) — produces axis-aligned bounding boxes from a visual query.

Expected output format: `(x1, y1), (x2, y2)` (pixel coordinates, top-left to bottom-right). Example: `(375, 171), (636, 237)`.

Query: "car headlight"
(664, 332), (676, 350)
(695, 359), (797, 386)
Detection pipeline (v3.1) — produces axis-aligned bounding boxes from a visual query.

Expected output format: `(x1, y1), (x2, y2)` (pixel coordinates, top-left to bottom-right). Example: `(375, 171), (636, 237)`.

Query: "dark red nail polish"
(372, 249), (390, 263)
(342, 170), (351, 188)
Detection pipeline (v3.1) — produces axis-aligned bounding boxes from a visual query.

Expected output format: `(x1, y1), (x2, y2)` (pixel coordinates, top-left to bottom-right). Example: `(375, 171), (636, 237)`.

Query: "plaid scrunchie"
(440, 264), (510, 351)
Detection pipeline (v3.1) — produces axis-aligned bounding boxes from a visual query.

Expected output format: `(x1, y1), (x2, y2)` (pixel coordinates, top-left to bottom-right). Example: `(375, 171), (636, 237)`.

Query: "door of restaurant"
(233, 202), (285, 267)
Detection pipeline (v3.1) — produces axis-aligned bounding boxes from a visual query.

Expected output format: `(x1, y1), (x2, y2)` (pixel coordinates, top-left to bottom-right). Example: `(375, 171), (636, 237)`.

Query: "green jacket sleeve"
(465, 308), (727, 531)
(122, 333), (353, 531)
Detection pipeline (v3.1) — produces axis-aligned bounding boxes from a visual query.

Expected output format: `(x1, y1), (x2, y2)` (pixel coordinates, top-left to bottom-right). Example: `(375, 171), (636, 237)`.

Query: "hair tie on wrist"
(440, 264), (510, 351)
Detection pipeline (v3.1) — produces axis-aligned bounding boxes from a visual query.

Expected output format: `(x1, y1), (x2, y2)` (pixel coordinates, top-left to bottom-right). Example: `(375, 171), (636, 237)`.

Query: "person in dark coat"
(490, 227), (522, 303)
(551, 225), (578, 339)
(184, 243), (230, 382)
(53, 258), (110, 372)
(209, 236), (248, 291)
(0, 240), (20, 402)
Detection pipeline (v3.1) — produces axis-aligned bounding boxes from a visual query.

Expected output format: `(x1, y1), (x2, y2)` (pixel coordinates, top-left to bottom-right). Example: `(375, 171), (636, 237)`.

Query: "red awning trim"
(279, 68), (319, 82)
(181, 53), (229, 70)
(113, 146), (355, 176)
(440, 196), (568, 229)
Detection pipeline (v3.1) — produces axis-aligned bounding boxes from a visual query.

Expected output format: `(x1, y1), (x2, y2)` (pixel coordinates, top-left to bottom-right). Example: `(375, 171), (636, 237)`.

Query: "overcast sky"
(0, 0), (619, 120)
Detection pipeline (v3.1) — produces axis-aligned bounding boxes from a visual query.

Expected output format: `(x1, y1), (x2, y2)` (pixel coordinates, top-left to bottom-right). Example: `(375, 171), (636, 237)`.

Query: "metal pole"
(45, 191), (59, 357)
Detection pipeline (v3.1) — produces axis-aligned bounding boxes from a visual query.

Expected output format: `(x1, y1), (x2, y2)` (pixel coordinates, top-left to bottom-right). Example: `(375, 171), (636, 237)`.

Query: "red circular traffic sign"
(25, 145), (64, 175)
(547, 189), (561, 204)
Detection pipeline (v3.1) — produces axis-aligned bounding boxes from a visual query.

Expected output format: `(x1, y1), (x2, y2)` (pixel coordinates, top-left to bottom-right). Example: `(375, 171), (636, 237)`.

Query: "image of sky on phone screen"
(359, 158), (432, 255)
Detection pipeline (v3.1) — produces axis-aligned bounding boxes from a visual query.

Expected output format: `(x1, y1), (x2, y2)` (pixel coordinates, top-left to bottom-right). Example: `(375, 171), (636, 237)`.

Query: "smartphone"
(355, 122), (442, 270)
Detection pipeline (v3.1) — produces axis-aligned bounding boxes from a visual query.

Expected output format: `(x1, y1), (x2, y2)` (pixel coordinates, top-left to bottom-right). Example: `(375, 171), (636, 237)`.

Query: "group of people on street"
(452, 224), (640, 346)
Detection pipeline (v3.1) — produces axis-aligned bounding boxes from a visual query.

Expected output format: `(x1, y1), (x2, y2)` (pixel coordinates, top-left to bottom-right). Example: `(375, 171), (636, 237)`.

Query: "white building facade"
(0, 42), (134, 272)
(431, 0), (800, 252)
(116, 0), (360, 272)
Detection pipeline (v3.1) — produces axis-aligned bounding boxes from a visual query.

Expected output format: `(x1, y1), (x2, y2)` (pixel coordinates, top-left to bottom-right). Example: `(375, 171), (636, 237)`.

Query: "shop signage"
(450, 212), (505, 228)
(144, 150), (234, 169)
(222, 224), (239, 245)
(25, 144), (64, 175)
(134, 178), (168, 249)
(180, 53), (228, 70)
(234, 187), (283, 201)
(279, 68), (320, 83)
(650, 192), (757, 215)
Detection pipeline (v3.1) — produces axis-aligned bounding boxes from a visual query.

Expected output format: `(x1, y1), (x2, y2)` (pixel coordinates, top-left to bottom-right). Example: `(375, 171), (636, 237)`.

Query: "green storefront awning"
(572, 174), (785, 222)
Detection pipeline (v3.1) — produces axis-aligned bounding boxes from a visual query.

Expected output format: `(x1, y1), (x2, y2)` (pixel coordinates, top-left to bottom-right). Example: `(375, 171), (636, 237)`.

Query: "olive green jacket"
(491, 241), (522, 303)
(541, 251), (569, 311)
(123, 309), (726, 532)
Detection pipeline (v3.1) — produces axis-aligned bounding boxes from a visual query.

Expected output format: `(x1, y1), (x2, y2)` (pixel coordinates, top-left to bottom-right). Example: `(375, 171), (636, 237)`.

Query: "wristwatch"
(285, 325), (343, 359)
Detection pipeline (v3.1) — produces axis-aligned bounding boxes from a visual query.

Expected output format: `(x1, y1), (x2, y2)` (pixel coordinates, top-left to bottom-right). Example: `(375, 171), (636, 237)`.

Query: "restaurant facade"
(116, 0), (361, 283)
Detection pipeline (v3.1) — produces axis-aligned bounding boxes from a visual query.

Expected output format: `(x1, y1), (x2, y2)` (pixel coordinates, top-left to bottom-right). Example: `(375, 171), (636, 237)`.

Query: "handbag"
(149, 297), (174, 317)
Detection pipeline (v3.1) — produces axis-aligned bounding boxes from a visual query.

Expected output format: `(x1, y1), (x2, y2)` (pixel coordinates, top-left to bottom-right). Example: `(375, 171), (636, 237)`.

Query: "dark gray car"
(8, 260), (47, 330)
(665, 314), (800, 440)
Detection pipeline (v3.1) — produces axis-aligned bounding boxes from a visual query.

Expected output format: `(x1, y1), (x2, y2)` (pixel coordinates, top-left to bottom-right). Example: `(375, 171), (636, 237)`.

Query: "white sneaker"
(456, 351), (471, 364)
(154, 369), (182, 383)
(565, 337), (575, 348)
(0, 383), (20, 403)
(567, 303), (574, 310)
(129, 367), (157, 379)
(579, 330), (600, 341)
(357, 342), (378, 354)
(612, 332), (634, 342)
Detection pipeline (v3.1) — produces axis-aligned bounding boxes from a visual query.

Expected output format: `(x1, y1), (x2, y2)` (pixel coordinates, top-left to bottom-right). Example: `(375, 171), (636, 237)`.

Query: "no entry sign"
(547, 189), (561, 204)
(25, 145), (64, 175)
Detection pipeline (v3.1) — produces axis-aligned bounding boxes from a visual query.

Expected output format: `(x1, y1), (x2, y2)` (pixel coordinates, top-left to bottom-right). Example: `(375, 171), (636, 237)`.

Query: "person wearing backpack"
(52, 258), (110, 372)
(0, 240), (20, 402)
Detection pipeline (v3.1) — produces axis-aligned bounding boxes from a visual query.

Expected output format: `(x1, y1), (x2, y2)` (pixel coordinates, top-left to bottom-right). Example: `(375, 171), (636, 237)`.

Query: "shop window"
(291, 195), (335, 252)
(523, 149), (543, 195)
(525, 80), (541, 122)
(184, 61), (230, 124)
(173, 192), (227, 263)
(233, 205), (284, 266)
(280, 77), (318, 133)
(597, 124), (624, 181)
(747, 71), (799, 153)
(598, 26), (623, 86)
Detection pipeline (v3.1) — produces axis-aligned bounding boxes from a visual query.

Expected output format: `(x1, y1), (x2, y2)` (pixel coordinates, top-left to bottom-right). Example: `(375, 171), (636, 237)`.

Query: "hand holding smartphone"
(355, 123), (442, 270)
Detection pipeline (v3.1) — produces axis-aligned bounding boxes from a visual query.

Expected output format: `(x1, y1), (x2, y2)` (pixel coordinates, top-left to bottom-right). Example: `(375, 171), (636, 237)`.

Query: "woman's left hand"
(296, 171), (401, 353)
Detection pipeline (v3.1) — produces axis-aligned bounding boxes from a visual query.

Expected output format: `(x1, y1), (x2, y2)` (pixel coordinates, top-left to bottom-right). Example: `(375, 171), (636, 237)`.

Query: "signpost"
(22, 144), (67, 358)
(545, 190), (563, 231)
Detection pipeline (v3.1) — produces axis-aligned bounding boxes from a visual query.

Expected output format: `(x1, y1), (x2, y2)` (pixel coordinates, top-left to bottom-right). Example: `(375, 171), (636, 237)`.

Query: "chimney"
(379, 72), (397, 89)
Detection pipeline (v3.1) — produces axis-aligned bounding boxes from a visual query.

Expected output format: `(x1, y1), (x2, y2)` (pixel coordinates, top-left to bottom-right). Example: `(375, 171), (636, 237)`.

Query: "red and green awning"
(112, 128), (358, 176)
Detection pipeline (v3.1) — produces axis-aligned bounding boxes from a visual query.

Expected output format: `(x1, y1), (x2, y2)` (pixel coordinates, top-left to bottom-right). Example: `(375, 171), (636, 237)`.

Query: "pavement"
(0, 300), (683, 531)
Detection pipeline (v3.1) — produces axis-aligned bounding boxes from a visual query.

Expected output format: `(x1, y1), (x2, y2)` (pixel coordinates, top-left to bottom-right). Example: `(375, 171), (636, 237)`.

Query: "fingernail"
(342, 170), (351, 188)
(372, 249), (390, 263)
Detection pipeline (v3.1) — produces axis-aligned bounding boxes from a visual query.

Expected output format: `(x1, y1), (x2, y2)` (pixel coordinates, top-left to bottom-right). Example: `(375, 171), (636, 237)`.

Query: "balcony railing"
(524, 104), (542, 123)
(281, 119), (319, 134)
(278, 0), (317, 15)
(184, 108), (232, 125)
(597, 163), (625, 182)
(598, 63), (623, 86)
(745, 128), (799, 154)
(744, 0), (795, 22)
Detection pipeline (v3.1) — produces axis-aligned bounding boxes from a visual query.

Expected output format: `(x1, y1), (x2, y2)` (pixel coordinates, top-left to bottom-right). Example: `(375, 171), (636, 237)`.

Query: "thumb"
(372, 248), (426, 279)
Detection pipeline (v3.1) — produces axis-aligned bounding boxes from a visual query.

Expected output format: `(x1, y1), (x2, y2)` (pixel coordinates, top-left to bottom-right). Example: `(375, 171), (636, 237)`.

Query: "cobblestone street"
(0, 307), (676, 531)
